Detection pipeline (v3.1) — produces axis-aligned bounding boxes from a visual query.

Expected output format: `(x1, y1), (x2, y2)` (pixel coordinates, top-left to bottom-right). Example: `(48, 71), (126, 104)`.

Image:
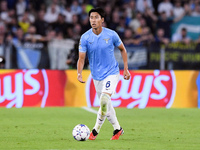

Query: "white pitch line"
(82, 107), (98, 114)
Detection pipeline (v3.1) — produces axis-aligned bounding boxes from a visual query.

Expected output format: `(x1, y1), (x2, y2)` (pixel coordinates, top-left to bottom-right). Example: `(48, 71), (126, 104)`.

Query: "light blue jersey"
(79, 27), (122, 80)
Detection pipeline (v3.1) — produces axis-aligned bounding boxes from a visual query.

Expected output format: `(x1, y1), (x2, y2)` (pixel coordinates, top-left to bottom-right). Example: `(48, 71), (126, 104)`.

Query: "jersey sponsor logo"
(86, 70), (176, 108)
(103, 38), (110, 44)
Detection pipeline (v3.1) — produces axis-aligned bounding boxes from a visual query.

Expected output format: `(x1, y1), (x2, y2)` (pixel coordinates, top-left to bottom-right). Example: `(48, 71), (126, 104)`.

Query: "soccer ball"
(72, 124), (90, 141)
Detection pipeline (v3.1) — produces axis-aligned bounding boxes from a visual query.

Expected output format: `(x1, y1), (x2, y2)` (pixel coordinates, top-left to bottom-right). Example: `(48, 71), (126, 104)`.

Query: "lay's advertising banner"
(82, 70), (198, 108)
(0, 69), (198, 108)
(0, 69), (66, 108)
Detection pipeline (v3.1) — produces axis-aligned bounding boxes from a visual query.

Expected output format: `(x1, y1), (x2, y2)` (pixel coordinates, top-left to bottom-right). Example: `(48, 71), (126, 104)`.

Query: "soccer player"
(77, 7), (130, 140)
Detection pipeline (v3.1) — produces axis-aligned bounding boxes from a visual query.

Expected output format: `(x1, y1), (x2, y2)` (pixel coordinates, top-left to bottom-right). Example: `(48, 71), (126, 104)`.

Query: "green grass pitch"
(1, 107), (200, 150)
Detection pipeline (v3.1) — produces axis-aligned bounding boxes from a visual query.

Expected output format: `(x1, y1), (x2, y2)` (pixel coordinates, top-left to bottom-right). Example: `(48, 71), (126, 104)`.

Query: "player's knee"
(100, 93), (110, 115)
(100, 93), (110, 105)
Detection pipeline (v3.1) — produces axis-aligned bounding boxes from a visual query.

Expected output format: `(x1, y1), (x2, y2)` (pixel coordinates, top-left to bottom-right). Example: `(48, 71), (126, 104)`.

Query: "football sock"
(94, 93), (110, 133)
(107, 99), (121, 130)
(94, 108), (106, 133)
(100, 93), (110, 115)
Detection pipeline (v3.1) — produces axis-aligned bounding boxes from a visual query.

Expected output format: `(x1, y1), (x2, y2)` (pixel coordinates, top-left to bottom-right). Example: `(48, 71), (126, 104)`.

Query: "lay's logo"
(0, 70), (48, 108)
(86, 70), (176, 108)
(0, 69), (66, 108)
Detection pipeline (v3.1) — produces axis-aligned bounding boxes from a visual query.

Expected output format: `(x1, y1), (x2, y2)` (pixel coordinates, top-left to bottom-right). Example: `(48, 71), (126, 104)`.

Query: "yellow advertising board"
(64, 70), (89, 107)
(171, 71), (198, 108)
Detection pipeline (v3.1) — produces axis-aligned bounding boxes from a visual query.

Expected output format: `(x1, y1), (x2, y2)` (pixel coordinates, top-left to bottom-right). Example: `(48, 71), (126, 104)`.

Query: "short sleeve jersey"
(79, 27), (122, 80)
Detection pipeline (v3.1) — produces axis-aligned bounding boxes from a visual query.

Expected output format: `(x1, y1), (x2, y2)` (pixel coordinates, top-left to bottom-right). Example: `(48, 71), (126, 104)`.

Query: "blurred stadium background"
(1, 0), (200, 149)
(0, 0), (200, 70)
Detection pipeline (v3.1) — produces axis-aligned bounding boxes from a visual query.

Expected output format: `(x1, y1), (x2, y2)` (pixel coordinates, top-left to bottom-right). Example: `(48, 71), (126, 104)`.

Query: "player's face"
(89, 12), (104, 29)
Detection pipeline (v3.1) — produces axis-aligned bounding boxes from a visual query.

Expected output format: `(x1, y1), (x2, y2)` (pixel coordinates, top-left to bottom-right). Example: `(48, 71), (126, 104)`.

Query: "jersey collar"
(91, 27), (104, 37)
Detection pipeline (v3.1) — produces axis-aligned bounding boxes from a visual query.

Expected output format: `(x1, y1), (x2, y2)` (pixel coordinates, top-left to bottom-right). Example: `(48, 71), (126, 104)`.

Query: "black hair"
(88, 7), (105, 18)
(182, 27), (187, 31)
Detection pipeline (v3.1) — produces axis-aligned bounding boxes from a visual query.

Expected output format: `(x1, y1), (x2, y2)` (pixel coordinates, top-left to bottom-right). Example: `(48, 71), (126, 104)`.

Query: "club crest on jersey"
(103, 38), (110, 44)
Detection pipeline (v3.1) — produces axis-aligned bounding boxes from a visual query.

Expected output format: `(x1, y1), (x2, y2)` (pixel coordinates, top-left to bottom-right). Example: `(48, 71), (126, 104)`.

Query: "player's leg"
(107, 99), (120, 130)
(94, 75), (120, 132)
(90, 74), (123, 140)
(89, 81), (107, 140)
(93, 91), (123, 140)
(101, 74), (124, 140)
(107, 100), (124, 140)
(93, 92), (107, 131)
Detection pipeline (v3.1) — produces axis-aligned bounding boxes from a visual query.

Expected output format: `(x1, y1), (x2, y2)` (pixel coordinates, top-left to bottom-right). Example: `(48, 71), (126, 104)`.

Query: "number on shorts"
(106, 81), (110, 88)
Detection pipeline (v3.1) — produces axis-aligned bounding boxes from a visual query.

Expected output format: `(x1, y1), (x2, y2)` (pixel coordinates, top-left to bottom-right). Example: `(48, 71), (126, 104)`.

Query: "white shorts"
(93, 74), (120, 96)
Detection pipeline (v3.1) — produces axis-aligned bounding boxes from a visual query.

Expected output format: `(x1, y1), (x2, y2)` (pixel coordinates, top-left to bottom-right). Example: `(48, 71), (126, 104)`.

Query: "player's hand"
(123, 69), (130, 80)
(77, 73), (86, 83)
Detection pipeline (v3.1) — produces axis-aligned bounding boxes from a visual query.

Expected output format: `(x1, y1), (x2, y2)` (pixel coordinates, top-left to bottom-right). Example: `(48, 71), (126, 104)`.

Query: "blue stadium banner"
(16, 47), (41, 69)
(171, 16), (200, 40)
(14, 41), (49, 69)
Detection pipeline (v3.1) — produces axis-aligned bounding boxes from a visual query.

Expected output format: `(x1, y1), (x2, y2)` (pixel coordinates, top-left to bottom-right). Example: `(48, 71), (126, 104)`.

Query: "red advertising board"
(0, 70), (66, 108)
(86, 70), (176, 108)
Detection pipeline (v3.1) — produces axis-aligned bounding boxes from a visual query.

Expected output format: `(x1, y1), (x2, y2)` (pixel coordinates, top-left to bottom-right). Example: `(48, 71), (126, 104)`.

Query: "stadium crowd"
(0, 0), (200, 69)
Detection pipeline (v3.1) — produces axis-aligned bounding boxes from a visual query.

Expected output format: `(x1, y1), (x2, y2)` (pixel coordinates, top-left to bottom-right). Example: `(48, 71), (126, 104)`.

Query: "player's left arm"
(118, 43), (130, 80)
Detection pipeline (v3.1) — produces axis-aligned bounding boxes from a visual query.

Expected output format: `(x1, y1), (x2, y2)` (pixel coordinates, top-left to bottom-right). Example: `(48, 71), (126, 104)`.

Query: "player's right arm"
(77, 52), (86, 83)
(77, 35), (87, 83)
